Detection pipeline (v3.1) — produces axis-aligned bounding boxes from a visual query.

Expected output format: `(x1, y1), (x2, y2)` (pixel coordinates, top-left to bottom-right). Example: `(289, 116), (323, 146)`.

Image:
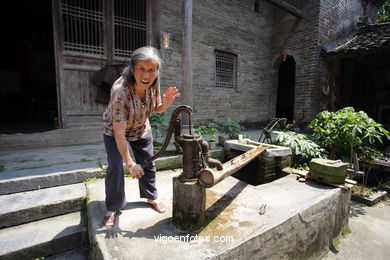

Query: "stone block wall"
(271, 0), (322, 124)
(157, 0), (383, 127)
(159, 0), (275, 125)
(317, 0), (384, 115)
(271, 0), (382, 125)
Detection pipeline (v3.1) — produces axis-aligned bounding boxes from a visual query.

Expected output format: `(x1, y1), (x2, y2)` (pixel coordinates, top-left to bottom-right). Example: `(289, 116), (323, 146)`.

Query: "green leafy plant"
(195, 125), (207, 135)
(205, 123), (219, 141)
(272, 131), (327, 168)
(150, 112), (168, 140)
(309, 107), (389, 163)
(377, 0), (390, 23)
(223, 119), (244, 139)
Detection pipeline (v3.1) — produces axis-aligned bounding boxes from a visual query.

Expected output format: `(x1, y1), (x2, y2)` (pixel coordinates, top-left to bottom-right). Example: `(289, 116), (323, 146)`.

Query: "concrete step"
(0, 166), (102, 195)
(0, 183), (86, 228)
(0, 211), (87, 260)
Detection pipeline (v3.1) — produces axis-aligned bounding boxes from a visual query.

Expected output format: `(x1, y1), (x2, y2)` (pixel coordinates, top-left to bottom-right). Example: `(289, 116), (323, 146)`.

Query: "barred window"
(114, 0), (147, 58)
(215, 51), (237, 89)
(62, 0), (104, 55)
(61, 0), (147, 58)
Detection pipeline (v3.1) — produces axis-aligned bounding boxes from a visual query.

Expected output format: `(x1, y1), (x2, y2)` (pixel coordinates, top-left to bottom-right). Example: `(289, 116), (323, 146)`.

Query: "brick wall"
(271, 0), (321, 124)
(317, 0), (382, 116)
(157, 0), (383, 128)
(159, 0), (274, 126)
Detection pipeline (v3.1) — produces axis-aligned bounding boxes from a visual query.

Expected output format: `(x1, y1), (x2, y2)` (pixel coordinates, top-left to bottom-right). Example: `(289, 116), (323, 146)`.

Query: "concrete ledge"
(0, 183), (86, 228)
(0, 168), (102, 195)
(0, 126), (102, 150)
(224, 139), (292, 158)
(0, 212), (87, 260)
(87, 169), (350, 260)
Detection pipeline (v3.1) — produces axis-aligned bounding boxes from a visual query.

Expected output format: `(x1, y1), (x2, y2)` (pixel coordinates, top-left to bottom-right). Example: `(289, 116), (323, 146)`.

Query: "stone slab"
(351, 190), (387, 206)
(0, 183), (86, 228)
(224, 139), (292, 158)
(87, 169), (350, 260)
(0, 212), (87, 260)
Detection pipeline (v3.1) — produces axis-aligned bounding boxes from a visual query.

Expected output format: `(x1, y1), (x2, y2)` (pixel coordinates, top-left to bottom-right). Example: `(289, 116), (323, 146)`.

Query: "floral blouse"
(103, 76), (161, 141)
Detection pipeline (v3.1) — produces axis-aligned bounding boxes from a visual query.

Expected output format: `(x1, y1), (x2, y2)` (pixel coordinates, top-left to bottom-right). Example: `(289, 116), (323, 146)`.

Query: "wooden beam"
(265, 0), (303, 18)
(52, 0), (64, 128)
(104, 0), (114, 62)
(146, 0), (160, 47)
(182, 0), (193, 125)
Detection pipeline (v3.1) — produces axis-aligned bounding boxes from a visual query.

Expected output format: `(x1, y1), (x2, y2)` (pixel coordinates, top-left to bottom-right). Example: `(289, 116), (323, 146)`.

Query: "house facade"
(0, 0), (385, 134)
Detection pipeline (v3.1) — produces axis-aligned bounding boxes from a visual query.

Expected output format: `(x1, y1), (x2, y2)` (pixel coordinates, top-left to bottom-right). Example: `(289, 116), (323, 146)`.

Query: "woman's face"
(133, 60), (158, 91)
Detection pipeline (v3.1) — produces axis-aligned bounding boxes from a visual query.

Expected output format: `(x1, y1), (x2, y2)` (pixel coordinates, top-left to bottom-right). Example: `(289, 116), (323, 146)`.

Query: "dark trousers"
(103, 131), (157, 212)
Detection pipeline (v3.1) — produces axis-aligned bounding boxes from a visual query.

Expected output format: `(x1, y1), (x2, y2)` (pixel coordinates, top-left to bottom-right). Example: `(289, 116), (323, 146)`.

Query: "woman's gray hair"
(122, 46), (163, 87)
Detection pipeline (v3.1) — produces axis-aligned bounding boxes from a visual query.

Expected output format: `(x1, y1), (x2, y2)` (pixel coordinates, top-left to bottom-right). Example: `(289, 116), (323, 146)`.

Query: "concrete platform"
(87, 169), (350, 260)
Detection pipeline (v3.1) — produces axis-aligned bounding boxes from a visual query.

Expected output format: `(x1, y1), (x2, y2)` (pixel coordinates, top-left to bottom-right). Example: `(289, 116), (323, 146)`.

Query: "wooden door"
(52, 0), (154, 128)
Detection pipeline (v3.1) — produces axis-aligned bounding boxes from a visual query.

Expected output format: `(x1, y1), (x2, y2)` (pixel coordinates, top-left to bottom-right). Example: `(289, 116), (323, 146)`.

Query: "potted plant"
(205, 123), (219, 149)
(223, 119), (244, 139)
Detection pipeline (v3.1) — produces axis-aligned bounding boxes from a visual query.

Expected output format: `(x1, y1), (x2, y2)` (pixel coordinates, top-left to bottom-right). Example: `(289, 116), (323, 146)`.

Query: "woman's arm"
(113, 121), (144, 179)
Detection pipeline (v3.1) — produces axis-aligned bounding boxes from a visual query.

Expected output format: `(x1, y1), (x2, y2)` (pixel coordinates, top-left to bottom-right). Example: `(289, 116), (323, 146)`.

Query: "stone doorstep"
(0, 183), (86, 228)
(0, 211), (87, 260)
(351, 190), (388, 206)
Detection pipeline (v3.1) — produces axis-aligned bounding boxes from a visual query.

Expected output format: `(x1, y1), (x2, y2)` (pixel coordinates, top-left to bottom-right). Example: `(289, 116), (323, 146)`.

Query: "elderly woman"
(102, 46), (180, 227)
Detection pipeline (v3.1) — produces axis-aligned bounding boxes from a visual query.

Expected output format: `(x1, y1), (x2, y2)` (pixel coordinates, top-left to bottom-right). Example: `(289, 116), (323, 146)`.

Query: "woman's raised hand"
(162, 87), (180, 108)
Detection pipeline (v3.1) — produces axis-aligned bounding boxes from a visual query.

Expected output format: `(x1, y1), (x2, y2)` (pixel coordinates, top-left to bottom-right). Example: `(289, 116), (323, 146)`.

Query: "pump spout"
(200, 138), (223, 171)
(142, 105), (193, 168)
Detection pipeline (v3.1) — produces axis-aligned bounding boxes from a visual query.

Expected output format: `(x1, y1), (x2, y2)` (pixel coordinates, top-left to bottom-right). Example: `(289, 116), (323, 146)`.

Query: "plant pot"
(208, 140), (217, 150)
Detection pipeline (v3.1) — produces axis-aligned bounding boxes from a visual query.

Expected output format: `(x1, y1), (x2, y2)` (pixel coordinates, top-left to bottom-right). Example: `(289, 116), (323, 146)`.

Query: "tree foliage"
(377, 0), (390, 23)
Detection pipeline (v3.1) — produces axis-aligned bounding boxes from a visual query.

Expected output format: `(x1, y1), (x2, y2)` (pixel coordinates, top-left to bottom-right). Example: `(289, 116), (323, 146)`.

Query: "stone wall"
(317, 0), (384, 115)
(271, 0), (382, 125)
(159, 0), (274, 125)
(158, 0), (383, 127)
(271, 0), (321, 125)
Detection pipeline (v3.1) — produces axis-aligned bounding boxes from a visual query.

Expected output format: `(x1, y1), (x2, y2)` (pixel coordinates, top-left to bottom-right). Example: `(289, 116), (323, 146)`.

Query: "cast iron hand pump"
(142, 105), (223, 181)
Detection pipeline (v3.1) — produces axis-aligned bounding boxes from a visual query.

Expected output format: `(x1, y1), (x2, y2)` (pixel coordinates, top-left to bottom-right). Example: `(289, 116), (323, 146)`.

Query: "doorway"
(0, 0), (57, 134)
(276, 55), (296, 122)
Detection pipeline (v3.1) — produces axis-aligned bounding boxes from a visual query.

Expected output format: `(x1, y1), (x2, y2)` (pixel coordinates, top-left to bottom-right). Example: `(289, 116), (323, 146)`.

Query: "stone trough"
(87, 140), (351, 260)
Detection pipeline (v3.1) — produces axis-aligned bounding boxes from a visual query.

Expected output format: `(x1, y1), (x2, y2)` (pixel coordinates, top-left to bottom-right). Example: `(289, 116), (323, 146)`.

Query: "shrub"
(272, 131), (327, 168)
(223, 119), (244, 139)
(309, 107), (389, 163)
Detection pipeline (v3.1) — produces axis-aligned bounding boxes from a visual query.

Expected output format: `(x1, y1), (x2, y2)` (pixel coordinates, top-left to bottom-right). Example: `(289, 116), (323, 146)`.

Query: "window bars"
(61, 0), (147, 58)
(62, 0), (104, 55)
(114, 0), (147, 58)
(215, 51), (237, 89)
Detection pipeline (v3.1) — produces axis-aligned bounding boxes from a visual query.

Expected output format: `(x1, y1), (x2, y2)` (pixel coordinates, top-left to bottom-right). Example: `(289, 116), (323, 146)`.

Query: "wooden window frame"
(60, 0), (148, 61)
